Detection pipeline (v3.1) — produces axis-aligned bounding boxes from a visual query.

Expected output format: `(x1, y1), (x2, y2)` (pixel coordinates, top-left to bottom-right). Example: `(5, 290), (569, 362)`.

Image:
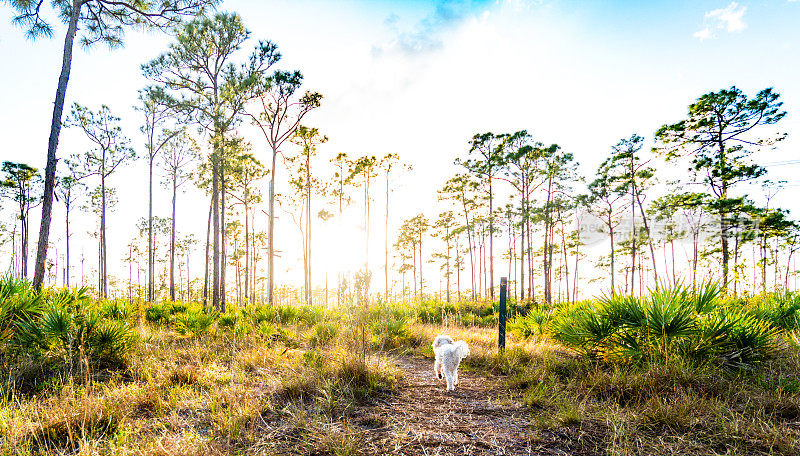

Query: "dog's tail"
(454, 340), (470, 358)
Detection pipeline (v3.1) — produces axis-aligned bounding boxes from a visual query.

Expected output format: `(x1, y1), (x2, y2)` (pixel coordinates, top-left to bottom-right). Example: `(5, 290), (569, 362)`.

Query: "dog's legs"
(445, 370), (455, 391)
(434, 359), (442, 379)
(453, 369), (458, 386)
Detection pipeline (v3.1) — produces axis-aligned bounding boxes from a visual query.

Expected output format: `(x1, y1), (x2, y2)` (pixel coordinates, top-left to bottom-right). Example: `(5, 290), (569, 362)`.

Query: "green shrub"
(309, 322), (339, 347)
(218, 311), (239, 329)
(0, 276), (43, 350)
(549, 282), (783, 368)
(13, 295), (137, 366)
(174, 307), (217, 337)
(371, 315), (411, 348)
(298, 306), (325, 325)
(144, 301), (172, 325)
(276, 305), (298, 325)
(510, 307), (552, 338)
(233, 320), (253, 337)
(750, 293), (800, 331)
(245, 304), (278, 324)
(256, 321), (276, 338)
(100, 299), (135, 321)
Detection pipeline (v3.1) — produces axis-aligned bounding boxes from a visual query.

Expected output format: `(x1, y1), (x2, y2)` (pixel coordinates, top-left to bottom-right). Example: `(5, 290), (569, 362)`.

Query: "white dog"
(432, 335), (470, 391)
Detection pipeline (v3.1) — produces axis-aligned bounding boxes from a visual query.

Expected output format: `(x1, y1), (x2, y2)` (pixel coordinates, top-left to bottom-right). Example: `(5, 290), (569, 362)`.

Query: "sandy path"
(356, 356), (537, 455)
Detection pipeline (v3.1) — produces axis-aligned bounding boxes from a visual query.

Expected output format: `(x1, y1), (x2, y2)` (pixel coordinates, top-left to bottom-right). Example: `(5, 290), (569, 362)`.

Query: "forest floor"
(253, 351), (605, 456)
(352, 356), (605, 456)
(4, 322), (800, 455)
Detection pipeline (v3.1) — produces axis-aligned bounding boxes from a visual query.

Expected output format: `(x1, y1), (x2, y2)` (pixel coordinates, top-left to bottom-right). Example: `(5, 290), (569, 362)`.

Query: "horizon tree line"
(1, 2), (797, 303)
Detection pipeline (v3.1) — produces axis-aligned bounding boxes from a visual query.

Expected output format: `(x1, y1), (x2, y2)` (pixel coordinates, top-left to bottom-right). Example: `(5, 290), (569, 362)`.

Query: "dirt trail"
(255, 354), (604, 455)
(356, 356), (536, 455)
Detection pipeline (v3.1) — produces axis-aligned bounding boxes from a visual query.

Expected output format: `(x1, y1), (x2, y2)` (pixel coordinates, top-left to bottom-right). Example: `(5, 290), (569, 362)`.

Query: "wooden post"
(499, 276), (507, 352)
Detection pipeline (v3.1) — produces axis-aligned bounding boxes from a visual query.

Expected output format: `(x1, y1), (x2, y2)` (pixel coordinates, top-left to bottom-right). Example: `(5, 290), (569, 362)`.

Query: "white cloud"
(373, 1), (475, 56)
(693, 27), (712, 41)
(502, 0), (537, 12)
(707, 2), (747, 32)
(694, 2), (747, 40)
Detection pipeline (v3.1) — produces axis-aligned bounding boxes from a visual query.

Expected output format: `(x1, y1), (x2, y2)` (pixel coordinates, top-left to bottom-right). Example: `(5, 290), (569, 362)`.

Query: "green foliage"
(309, 322), (339, 348)
(549, 283), (786, 367)
(409, 298), (515, 327)
(297, 306), (325, 326)
(174, 306), (218, 337)
(371, 315), (411, 348)
(255, 321), (276, 338)
(0, 277), (43, 348)
(509, 307), (552, 338)
(144, 301), (175, 325)
(0, 279), (137, 367)
(242, 304), (278, 325)
(218, 311), (238, 329)
(276, 304), (298, 325)
(100, 299), (135, 321)
(278, 353), (397, 406)
(749, 293), (800, 331)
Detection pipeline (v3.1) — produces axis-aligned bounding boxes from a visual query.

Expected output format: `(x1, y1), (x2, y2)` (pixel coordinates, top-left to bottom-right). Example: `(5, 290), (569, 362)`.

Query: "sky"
(1, 0), (799, 296)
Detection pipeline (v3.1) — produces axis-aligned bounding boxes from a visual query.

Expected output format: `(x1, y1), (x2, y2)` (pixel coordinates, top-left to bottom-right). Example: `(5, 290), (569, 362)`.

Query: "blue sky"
(1, 0), (799, 290)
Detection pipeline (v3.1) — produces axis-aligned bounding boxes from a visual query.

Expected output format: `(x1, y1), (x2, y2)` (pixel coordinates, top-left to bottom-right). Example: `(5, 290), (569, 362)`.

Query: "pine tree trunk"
(462, 201), (476, 301)
(220, 156), (227, 312)
(101, 165), (108, 298)
(520, 204), (525, 301)
(573, 234), (580, 305)
(446, 227), (451, 303)
(20, 201), (28, 280)
(528, 215), (534, 299)
(268, 147), (277, 304)
(170, 174), (177, 301)
(412, 245), (417, 298)
(33, 0), (81, 290)
(609, 214), (616, 296)
(488, 176), (494, 299)
(147, 155), (154, 301)
(385, 171), (389, 301)
(692, 231), (699, 292)
(65, 188), (70, 287)
(456, 240), (461, 300)
(203, 197), (211, 308)
(761, 235), (768, 294)
(307, 152), (312, 305)
(419, 232), (423, 296)
(630, 175), (636, 295)
(719, 135), (730, 293)
(561, 218), (569, 303)
(244, 202), (249, 304)
(732, 233), (739, 295)
(635, 191), (659, 286)
(212, 147), (220, 309)
(543, 178), (553, 304)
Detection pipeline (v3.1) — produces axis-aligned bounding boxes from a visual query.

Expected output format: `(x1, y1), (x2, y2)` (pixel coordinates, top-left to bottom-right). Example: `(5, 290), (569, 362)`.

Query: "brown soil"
(353, 356), (607, 456)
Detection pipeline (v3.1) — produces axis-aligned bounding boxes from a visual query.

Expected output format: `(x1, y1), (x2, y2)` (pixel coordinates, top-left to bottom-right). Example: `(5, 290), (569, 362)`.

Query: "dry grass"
(2, 312), (799, 455)
(404, 322), (800, 456)
(509, 342), (800, 455)
(0, 323), (398, 455)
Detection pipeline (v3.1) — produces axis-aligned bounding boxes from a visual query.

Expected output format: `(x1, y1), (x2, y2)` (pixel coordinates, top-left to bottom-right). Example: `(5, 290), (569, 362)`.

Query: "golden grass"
(2, 308), (799, 455)
(0, 322), (402, 455)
